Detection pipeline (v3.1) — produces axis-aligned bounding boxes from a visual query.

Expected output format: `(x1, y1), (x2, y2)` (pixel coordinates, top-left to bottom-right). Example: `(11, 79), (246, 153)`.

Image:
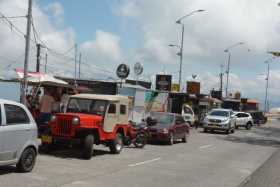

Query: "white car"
(203, 109), (236, 134)
(233, 112), (253, 130)
(0, 99), (38, 172)
(182, 104), (195, 126)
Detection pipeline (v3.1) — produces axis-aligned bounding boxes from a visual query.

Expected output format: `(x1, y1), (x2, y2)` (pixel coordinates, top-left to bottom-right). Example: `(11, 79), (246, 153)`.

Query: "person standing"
(37, 87), (55, 134)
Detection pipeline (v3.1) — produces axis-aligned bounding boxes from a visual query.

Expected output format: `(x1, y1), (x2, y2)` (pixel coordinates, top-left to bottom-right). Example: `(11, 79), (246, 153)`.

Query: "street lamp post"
(224, 42), (246, 98)
(264, 57), (276, 112)
(169, 9), (205, 91)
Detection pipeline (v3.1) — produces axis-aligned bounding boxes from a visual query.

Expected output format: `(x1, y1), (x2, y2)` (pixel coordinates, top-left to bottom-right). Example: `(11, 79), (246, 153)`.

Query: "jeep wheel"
(82, 134), (94, 160)
(231, 128), (235, 133)
(168, 133), (174, 145)
(203, 128), (208, 133)
(246, 123), (252, 130)
(109, 133), (123, 154)
(226, 129), (230, 134)
(16, 147), (37, 173)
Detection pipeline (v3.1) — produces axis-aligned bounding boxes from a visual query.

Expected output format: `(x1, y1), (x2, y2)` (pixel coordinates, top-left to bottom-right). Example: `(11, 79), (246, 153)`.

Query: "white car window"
(4, 104), (30, 125)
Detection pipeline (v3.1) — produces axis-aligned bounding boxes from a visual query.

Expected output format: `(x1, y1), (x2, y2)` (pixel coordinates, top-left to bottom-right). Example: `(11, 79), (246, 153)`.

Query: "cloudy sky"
(1, 0), (280, 107)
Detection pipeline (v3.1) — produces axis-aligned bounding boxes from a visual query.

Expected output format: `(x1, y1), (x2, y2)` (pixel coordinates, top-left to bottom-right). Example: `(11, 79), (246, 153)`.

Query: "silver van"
(0, 99), (38, 172)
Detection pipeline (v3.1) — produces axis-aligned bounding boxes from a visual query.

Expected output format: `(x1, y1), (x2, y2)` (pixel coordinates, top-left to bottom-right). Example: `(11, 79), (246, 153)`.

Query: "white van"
(0, 99), (38, 172)
(182, 104), (195, 126)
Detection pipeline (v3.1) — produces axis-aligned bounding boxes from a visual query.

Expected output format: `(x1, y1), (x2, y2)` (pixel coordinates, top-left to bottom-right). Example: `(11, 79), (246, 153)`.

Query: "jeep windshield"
(67, 98), (107, 116)
(209, 110), (229, 117)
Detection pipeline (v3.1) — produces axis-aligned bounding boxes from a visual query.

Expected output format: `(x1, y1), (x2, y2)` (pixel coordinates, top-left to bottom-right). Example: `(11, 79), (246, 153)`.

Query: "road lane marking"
(199, 144), (214, 149)
(128, 157), (161, 167)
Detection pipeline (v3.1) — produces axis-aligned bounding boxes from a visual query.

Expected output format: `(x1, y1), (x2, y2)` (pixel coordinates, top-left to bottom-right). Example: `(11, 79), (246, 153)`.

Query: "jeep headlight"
(72, 117), (80, 125)
(50, 115), (57, 122)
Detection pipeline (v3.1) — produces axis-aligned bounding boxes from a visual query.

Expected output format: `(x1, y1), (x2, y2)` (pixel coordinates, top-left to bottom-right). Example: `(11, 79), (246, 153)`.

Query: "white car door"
(235, 113), (243, 126)
(1, 104), (33, 162)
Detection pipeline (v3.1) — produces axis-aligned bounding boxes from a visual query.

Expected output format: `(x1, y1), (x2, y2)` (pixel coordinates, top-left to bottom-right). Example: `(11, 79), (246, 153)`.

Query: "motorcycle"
(124, 121), (148, 148)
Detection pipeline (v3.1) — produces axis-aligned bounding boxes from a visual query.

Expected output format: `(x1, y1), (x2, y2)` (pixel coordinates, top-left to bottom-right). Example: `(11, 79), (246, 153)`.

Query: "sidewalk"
(240, 148), (280, 187)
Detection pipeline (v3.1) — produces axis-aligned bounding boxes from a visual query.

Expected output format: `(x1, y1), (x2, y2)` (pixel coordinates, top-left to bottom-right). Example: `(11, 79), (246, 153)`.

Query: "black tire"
(82, 134), (94, 160)
(226, 129), (230, 134)
(182, 132), (188, 143)
(231, 128), (235, 133)
(109, 133), (124, 154)
(168, 133), (174, 145)
(133, 133), (147, 148)
(246, 123), (252, 130)
(16, 147), (37, 173)
(203, 128), (208, 133)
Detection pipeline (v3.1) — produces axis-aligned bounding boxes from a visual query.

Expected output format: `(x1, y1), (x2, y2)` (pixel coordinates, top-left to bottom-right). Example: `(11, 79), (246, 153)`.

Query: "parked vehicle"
(181, 104), (195, 126)
(249, 111), (267, 125)
(233, 112), (253, 130)
(203, 109), (236, 134)
(124, 121), (148, 148)
(41, 94), (133, 159)
(146, 112), (190, 145)
(0, 99), (39, 172)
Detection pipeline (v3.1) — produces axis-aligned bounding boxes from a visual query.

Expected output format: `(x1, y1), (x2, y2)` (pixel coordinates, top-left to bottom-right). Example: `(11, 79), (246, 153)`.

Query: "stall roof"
(15, 68), (70, 88)
(71, 94), (128, 102)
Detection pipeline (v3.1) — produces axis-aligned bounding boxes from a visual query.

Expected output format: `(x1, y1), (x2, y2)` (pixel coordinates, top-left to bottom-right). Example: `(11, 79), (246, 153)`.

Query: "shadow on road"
(215, 130), (280, 148)
(39, 146), (110, 159)
(0, 166), (17, 175)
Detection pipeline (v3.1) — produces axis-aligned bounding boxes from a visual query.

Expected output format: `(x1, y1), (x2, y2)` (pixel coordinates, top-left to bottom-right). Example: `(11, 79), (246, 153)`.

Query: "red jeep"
(41, 94), (131, 159)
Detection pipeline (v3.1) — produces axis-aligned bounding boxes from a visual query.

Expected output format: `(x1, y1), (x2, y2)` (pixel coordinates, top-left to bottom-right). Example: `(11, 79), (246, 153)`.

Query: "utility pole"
(21, 0), (32, 105)
(264, 61), (270, 112)
(178, 24), (184, 91)
(220, 64), (224, 98)
(74, 43), (77, 81)
(44, 53), (48, 73)
(225, 52), (231, 98)
(36, 43), (41, 72)
(78, 53), (81, 79)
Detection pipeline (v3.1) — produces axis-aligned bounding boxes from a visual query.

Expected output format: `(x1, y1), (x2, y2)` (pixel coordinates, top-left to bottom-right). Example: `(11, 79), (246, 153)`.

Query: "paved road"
(0, 121), (279, 187)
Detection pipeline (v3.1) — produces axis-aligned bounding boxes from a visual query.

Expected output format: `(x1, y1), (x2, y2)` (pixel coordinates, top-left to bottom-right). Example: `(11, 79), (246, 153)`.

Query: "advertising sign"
(156, 75), (172, 91)
(171, 83), (180, 92)
(116, 64), (130, 79)
(187, 81), (200, 94)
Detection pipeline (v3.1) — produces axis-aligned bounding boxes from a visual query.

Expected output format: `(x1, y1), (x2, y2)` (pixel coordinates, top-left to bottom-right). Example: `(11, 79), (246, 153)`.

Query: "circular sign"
(116, 63), (130, 79)
(134, 62), (143, 76)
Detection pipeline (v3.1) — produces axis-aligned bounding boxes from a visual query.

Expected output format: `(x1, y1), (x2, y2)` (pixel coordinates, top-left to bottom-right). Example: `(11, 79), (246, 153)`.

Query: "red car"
(147, 112), (190, 145)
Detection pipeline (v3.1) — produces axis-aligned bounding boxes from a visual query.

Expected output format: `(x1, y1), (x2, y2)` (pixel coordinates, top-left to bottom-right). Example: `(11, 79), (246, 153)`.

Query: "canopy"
(15, 68), (71, 88)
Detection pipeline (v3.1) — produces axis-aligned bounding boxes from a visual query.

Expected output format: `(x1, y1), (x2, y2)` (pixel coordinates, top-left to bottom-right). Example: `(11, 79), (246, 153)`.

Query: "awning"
(15, 68), (71, 88)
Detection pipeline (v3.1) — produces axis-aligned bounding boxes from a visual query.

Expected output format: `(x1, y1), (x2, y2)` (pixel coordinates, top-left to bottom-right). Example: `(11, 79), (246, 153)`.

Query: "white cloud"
(81, 30), (122, 62)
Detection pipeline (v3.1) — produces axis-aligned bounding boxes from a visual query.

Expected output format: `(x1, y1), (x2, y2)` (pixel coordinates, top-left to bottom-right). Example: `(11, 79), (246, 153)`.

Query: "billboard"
(156, 75), (172, 91)
(187, 81), (200, 94)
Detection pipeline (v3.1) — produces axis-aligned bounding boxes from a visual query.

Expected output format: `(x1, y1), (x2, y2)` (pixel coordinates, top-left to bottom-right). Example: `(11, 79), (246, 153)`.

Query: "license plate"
(41, 135), (52, 144)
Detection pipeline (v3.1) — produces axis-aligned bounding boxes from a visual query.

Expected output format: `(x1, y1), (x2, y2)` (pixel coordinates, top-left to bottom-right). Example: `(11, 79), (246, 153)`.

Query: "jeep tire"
(109, 133), (123, 154)
(16, 147), (37, 173)
(82, 134), (94, 160)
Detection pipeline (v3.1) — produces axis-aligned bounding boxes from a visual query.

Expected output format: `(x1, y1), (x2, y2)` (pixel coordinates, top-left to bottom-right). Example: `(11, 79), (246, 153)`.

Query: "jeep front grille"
(57, 119), (72, 136)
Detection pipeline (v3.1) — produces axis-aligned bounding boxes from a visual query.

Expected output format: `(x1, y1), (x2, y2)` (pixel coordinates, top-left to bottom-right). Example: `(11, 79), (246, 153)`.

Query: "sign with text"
(156, 75), (172, 91)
